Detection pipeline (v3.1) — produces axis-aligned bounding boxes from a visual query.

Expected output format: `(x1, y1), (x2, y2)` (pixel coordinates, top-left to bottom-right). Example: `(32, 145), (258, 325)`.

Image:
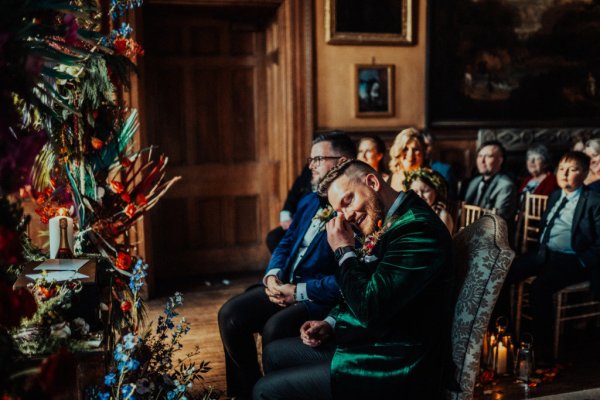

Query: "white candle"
(49, 211), (74, 258)
(496, 342), (507, 374)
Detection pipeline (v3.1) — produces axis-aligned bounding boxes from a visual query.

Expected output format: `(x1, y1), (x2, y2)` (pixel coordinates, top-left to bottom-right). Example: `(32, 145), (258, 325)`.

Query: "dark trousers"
(253, 337), (335, 400)
(218, 285), (310, 397)
(506, 249), (590, 361)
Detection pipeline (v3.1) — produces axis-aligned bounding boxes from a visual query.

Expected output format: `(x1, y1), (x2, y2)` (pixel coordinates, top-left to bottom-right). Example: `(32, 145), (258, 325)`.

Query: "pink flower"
(63, 14), (79, 45)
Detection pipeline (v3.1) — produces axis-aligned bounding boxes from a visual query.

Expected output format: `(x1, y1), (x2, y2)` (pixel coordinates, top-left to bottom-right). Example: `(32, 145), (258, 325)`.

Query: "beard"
(363, 189), (386, 235)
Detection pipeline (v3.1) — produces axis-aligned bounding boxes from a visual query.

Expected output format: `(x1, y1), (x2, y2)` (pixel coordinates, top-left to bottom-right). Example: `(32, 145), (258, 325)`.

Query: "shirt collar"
(385, 191), (407, 220)
(560, 186), (582, 202)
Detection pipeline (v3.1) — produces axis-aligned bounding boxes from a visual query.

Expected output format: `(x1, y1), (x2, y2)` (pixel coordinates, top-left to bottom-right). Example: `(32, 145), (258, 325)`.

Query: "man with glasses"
(218, 132), (356, 399)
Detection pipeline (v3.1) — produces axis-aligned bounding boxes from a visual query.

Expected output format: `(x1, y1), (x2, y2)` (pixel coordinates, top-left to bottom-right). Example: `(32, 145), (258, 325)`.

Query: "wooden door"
(143, 5), (277, 278)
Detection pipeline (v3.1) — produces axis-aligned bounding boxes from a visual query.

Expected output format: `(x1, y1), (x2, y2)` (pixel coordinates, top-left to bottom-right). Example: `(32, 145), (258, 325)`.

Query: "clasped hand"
(300, 320), (332, 347)
(265, 275), (296, 307)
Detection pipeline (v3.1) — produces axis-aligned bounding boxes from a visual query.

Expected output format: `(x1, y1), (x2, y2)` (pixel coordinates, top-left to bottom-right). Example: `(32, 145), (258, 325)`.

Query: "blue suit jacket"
(266, 192), (340, 318)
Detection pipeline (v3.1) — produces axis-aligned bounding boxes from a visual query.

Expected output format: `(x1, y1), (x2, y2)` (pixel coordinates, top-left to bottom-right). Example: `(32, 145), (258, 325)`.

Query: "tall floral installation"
(0, 1), (213, 399)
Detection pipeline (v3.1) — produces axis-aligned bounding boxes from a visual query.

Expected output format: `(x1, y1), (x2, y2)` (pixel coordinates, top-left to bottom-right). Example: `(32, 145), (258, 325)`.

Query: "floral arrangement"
(89, 293), (215, 400)
(0, 0), (213, 398)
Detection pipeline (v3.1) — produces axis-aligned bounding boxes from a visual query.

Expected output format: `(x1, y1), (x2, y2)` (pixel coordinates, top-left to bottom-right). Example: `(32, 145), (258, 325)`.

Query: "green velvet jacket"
(329, 191), (454, 399)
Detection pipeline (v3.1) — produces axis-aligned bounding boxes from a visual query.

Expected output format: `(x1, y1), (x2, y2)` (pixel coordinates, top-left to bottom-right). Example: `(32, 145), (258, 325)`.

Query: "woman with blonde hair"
(584, 138), (600, 192)
(389, 127), (425, 191)
(406, 168), (454, 233)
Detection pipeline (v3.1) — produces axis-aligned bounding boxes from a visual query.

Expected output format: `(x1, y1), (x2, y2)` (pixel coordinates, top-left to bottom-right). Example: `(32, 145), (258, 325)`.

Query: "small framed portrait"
(325, 0), (415, 45)
(355, 64), (394, 118)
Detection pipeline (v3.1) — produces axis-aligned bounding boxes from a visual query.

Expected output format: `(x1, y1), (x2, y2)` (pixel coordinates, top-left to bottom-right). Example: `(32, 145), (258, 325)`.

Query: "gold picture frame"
(355, 64), (394, 118)
(325, 0), (415, 45)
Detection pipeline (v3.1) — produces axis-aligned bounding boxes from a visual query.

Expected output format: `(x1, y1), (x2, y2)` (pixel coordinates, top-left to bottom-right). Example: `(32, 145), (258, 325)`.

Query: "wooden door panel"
(144, 5), (272, 278)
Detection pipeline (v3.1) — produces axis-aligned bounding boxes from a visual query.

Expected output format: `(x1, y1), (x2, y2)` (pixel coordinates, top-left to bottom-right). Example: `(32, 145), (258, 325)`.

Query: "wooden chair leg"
(554, 291), (563, 360)
(515, 282), (524, 341)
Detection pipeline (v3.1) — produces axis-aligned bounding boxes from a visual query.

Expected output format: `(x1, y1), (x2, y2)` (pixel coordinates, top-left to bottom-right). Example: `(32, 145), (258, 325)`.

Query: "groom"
(253, 160), (455, 399)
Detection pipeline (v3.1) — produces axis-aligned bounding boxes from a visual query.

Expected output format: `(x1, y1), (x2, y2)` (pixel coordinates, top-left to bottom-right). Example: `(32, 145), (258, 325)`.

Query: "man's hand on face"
(300, 320), (333, 347)
(326, 213), (355, 251)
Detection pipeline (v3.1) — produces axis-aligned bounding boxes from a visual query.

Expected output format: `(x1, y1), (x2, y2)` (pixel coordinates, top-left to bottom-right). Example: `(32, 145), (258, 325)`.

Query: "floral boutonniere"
(313, 205), (336, 223)
(357, 217), (396, 259)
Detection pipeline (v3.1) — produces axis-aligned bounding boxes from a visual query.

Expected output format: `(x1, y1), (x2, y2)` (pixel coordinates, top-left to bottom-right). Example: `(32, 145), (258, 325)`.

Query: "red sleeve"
(534, 172), (558, 196)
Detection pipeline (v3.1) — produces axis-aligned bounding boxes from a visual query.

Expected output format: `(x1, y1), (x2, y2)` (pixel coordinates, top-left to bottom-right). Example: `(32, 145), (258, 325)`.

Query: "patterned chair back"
(448, 214), (515, 400)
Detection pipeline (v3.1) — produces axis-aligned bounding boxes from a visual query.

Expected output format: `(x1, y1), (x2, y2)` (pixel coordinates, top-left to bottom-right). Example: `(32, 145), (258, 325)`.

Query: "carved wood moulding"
(477, 128), (600, 152)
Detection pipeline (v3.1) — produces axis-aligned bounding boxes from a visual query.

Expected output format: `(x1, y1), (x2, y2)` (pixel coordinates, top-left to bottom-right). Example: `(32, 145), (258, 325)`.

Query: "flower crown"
(404, 167), (447, 201)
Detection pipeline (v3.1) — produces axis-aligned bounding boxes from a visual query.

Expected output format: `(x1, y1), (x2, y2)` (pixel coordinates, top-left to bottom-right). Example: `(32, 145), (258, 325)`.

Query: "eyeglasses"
(307, 156), (341, 166)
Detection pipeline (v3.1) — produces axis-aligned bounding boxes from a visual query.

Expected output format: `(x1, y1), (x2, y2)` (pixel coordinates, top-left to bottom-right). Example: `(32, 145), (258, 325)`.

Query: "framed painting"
(325, 0), (415, 45)
(427, 0), (600, 127)
(355, 64), (394, 117)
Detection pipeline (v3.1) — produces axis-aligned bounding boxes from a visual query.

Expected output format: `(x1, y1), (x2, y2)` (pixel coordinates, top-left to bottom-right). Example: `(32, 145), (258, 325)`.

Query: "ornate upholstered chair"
(448, 214), (515, 400)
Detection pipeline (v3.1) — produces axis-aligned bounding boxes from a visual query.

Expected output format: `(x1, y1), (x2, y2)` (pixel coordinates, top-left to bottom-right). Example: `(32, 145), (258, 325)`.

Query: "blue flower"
(98, 392), (110, 400)
(123, 333), (137, 350)
(104, 372), (117, 386)
(126, 358), (140, 371)
(166, 391), (177, 400)
(122, 384), (136, 398)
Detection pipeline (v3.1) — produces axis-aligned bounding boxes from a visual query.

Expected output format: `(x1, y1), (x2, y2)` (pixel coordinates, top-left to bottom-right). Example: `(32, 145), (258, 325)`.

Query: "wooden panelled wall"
(135, 0), (313, 293)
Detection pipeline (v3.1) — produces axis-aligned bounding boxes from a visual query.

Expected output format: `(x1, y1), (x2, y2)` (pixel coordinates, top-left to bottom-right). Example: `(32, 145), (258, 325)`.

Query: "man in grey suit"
(464, 140), (517, 223)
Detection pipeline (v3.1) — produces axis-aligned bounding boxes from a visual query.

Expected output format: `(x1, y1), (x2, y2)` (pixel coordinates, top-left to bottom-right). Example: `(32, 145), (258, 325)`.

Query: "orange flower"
(115, 252), (132, 271)
(120, 300), (132, 312)
(110, 180), (125, 194)
(121, 192), (131, 203)
(38, 286), (57, 299)
(125, 203), (136, 218)
(91, 137), (104, 150)
(136, 193), (147, 206)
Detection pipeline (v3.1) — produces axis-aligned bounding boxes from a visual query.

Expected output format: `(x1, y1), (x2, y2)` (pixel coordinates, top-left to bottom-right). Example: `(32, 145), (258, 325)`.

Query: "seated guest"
(584, 138), (600, 192)
(388, 127), (425, 192)
(406, 168), (454, 234)
(518, 144), (557, 197)
(357, 135), (390, 181)
(218, 132), (356, 399)
(253, 160), (454, 400)
(265, 165), (312, 253)
(422, 131), (458, 201)
(464, 140), (517, 224)
(506, 151), (600, 364)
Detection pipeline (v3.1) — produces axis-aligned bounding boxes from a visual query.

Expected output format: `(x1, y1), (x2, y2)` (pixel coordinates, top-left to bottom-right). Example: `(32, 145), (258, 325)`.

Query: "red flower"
(120, 300), (132, 312)
(0, 283), (37, 327)
(111, 220), (124, 235)
(91, 137), (104, 150)
(136, 193), (147, 206)
(125, 203), (136, 218)
(121, 192), (131, 203)
(121, 157), (132, 168)
(110, 180), (125, 194)
(114, 37), (128, 55)
(38, 348), (76, 396)
(115, 252), (132, 271)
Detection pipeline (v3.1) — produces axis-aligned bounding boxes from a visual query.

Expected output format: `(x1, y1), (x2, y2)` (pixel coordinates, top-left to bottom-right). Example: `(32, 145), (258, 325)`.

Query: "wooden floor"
(145, 272), (262, 399)
(146, 273), (600, 400)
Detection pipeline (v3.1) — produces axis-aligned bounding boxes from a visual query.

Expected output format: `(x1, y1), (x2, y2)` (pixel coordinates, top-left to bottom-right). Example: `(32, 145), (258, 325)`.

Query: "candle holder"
(492, 316), (513, 376)
(514, 333), (535, 382)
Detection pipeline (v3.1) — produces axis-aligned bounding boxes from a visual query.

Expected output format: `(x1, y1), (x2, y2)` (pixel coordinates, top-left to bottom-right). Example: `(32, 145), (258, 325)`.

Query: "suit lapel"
(287, 198), (321, 269)
(466, 176), (482, 203)
(571, 188), (587, 237)
(481, 174), (500, 208)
